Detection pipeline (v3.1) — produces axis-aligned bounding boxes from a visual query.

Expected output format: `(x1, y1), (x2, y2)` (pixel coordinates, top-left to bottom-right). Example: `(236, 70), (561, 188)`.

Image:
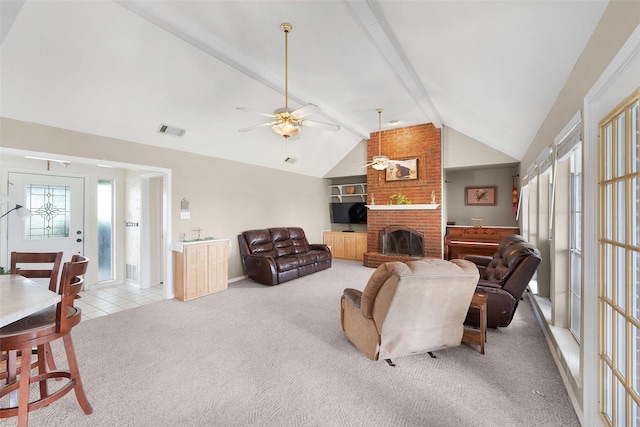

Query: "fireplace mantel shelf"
(366, 204), (440, 210)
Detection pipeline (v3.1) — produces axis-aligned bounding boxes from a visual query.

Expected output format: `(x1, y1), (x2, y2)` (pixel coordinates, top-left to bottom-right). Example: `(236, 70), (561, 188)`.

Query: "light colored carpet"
(3, 260), (579, 427)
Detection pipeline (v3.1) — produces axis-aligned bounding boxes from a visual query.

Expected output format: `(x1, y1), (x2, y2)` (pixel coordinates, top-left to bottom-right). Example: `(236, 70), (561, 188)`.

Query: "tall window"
(97, 180), (114, 282)
(526, 176), (540, 294)
(539, 167), (552, 298)
(520, 183), (530, 239)
(598, 89), (639, 427)
(569, 146), (582, 342)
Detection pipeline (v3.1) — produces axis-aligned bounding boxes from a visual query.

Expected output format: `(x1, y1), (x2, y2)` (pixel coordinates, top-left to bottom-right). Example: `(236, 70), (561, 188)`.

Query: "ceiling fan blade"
(300, 119), (340, 132)
(361, 158), (393, 168)
(236, 107), (276, 118)
(291, 103), (320, 118)
(239, 121), (278, 132)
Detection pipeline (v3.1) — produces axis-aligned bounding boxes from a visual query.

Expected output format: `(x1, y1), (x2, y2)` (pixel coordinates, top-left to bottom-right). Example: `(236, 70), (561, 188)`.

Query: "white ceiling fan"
(237, 23), (340, 139)
(364, 108), (399, 170)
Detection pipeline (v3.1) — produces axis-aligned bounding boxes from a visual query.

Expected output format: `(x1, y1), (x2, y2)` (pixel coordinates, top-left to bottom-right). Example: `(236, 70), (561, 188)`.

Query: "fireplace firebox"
(378, 225), (425, 257)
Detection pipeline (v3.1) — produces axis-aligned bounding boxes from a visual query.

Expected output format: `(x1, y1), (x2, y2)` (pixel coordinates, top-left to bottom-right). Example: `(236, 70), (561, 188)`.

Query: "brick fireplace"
(364, 123), (442, 268)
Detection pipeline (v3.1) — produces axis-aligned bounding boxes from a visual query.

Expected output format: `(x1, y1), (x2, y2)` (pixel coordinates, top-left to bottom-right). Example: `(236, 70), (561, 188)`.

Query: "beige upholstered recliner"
(340, 258), (479, 362)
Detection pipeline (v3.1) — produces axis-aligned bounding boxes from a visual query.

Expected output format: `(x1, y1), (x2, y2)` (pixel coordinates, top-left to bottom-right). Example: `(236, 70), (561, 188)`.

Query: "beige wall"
(443, 126), (517, 169)
(0, 117), (331, 283)
(521, 1), (640, 172)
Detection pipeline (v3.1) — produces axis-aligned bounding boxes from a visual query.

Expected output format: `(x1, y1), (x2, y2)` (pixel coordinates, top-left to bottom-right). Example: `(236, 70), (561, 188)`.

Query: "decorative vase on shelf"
(346, 186), (355, 194)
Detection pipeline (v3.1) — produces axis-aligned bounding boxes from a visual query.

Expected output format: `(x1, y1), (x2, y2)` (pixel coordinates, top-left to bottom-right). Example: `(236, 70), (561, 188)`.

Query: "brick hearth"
(364, 123), (442, 268)
(364, 252), (428, 267)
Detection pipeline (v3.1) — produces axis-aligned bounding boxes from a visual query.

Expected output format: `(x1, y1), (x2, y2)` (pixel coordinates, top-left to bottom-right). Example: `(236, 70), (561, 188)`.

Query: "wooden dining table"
(0, 274), (61, 328)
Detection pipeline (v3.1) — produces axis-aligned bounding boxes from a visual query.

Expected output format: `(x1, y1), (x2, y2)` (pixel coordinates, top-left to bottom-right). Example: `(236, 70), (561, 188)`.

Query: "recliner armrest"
(464, 255), (492, 267)
(476, 279), (503, 289)
(309, 243), (330, 252)
(343, 288), (362, 308)
(244, 254), (278, 285)
(247, 252), (274, 260)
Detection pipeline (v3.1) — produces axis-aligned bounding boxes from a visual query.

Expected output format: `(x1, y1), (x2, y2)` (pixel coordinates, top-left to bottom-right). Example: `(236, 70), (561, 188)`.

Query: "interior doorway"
(1, 150), (173, 300)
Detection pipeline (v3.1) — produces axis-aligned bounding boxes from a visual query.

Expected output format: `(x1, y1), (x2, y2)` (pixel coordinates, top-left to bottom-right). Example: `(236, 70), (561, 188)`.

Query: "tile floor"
(76, 283), (165, 321)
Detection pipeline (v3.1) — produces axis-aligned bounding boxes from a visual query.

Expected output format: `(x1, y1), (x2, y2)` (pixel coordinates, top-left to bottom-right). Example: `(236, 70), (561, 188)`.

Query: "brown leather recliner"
(341, 259), (479, 362)
(464, 235), (541, 328)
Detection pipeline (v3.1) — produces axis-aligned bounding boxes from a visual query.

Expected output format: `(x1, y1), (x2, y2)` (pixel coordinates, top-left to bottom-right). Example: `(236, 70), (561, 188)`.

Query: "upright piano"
(444, 225), (520, 260)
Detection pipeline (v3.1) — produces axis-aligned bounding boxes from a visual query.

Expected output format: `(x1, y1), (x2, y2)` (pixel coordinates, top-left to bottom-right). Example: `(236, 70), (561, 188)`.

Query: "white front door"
(7, 172), (85, 264)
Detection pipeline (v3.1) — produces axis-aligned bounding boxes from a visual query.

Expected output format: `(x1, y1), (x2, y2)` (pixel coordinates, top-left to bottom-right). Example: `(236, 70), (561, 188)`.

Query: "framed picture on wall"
(386, 158), (418, 182)
(465, 186), (496, 205)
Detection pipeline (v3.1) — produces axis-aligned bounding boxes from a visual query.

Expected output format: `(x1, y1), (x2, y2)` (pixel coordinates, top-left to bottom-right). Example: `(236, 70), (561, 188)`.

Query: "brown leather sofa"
(464, 234), (541, 328)
(238, 227), (331, 286)
(341, 259), (479, 362)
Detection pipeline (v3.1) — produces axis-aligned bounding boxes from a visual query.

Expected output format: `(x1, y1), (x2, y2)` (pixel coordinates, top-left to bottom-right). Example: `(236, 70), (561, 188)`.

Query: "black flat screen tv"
(331, 202), (367, 224)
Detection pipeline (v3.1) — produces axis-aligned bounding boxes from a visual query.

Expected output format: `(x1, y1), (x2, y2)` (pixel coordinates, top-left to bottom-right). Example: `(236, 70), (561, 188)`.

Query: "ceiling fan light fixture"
(371, 155), (390, 170)
(236, 23), (340, 139)
(369, 108), (391, 170)
(272, 121), (300, 138)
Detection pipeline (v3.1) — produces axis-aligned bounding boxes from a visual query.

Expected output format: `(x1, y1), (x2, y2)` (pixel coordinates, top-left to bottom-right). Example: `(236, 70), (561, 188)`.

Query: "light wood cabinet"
(173, 239), (229, 301)
(323, 231), (367, 261)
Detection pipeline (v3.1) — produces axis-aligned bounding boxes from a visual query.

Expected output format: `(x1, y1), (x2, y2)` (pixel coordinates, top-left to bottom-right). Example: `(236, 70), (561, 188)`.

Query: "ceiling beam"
(117, 0), (369, 139)
(347, 0), (442, 128)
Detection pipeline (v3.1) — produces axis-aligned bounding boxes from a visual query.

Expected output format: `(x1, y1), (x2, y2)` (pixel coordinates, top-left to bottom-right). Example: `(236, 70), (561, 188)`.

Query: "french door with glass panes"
(598, 90), (639, 427)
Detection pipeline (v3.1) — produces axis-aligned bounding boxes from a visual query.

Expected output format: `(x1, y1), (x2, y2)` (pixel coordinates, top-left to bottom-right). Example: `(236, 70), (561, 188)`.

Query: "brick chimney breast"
(364, 123), (442, 268)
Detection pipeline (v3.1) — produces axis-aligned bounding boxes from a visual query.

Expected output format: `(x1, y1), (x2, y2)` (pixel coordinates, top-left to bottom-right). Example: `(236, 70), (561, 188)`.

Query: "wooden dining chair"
(10, 251), (63, 292)
(2, 252), (64, 381)
(0, 255), (93, 427)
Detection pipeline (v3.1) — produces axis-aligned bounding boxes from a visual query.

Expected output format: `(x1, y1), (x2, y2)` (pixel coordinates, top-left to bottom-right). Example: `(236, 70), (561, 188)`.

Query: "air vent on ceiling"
(157, 123), (186, 137)
(284, 157), (298, 164)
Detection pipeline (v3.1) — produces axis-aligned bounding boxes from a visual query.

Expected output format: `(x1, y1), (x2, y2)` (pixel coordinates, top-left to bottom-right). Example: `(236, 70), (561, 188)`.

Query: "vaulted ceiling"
(0, 1), (608, 177)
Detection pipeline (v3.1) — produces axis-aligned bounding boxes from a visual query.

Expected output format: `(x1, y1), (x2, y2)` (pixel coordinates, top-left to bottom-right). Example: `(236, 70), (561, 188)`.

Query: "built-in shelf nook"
(329, 183), (367, 202)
